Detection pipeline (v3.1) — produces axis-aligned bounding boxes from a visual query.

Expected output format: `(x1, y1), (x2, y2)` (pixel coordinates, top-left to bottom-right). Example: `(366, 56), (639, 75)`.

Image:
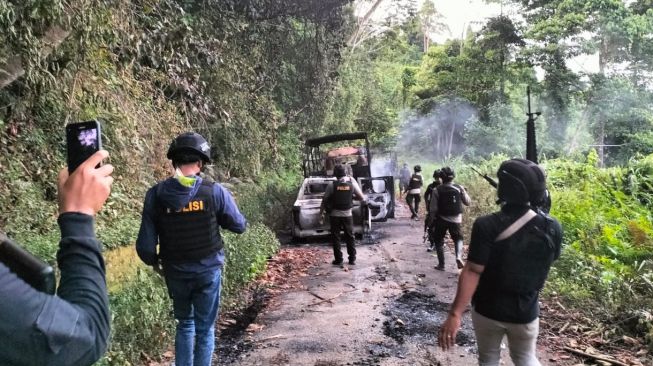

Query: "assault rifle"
(470, 86), (551, 213)
(526, 86), (541, 164)
(470, 166), (498, 188)
(526, 86), (552, 213)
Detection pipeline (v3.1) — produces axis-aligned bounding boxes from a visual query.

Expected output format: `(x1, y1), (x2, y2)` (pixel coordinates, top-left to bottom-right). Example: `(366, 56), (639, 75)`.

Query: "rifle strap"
(495, 209), (537, 242)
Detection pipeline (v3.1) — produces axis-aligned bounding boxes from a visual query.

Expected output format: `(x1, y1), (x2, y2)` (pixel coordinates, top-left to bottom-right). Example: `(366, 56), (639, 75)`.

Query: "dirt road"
(221, 206), (569, 366)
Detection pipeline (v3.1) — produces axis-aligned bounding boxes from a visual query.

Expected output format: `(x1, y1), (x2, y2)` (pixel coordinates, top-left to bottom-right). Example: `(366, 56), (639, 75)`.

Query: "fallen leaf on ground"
(246, 323), (264, 332)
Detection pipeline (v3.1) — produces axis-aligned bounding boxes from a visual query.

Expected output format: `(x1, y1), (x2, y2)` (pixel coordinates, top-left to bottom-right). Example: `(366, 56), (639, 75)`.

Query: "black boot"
(435, 245), (445, 270)
(454, 240), (464, 269)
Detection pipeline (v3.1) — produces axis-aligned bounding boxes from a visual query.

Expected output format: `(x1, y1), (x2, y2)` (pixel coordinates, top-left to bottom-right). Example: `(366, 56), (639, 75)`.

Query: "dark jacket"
(468, 204), (563, 323)
(136, 176), (247, 278)
(0, 213), (110, 366)
(424, 181), (440, 208)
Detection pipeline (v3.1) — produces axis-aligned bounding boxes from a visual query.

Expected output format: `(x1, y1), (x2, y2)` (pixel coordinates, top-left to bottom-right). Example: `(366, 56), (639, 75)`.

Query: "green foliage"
(324, 24), (420, 149)
(221, 223), (280, 308)
(99, 268), (174, 366)
(545, 154), (653, 344)
(463, 102), (526, 159)
(625, 153), (653, 208)
(232, 170), (301, 229)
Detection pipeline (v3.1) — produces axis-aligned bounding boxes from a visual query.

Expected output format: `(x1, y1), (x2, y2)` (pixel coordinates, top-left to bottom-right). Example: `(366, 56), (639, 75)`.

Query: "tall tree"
(418, 0), (447, 53)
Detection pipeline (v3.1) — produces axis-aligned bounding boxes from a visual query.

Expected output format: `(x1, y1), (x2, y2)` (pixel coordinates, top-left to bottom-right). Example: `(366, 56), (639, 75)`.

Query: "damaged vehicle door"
(359, 176), (395, 221)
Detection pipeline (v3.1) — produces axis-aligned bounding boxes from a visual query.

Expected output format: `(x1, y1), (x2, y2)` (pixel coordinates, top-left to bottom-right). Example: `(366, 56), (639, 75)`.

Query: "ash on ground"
(382, 291), (476, 348)
(216, 288), (270, 364)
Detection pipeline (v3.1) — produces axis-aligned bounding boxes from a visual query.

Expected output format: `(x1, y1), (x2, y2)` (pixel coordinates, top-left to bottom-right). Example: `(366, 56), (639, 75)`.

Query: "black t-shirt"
(468, 205), (563, 323)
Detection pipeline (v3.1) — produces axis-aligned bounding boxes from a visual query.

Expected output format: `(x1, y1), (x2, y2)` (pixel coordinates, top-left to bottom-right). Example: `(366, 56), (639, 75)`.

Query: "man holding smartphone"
(136, 132), (247, 366)
(0, 150), (114, 366)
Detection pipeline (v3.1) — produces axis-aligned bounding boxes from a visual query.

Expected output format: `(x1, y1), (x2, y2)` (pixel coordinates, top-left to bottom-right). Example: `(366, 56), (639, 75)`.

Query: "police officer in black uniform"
(320, 165), (366, 265)
(439, 158), (563, 365)
(428, 167), (470, 270)
(424, 168), (442, 250)
(405, 165), (424, 220)
(424, 169), (442, 209)
(399, 163), (411, 193)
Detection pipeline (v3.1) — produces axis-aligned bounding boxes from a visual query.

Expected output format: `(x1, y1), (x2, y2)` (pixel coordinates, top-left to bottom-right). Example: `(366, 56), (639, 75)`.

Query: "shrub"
(543, 153), (653, 346)
(221, 223), (280, 309)
(100, 268), (174, 366)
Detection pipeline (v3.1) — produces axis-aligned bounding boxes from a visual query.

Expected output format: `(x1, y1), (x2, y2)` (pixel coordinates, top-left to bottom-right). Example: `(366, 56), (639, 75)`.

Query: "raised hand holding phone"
(58, 150), (114, 216)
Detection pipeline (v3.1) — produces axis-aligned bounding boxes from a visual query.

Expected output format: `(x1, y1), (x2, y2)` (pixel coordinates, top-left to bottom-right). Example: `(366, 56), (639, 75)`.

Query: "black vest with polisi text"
(156, 180), (222, 263)
(407, 174), (423, 190)
(332, 180), (354, 210)
(481, 212), (557, 294)
(436, 184), (463, 215)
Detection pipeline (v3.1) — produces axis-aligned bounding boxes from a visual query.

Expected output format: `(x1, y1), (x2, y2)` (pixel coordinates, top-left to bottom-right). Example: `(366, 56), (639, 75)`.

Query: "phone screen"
(66, 120), (102, 173)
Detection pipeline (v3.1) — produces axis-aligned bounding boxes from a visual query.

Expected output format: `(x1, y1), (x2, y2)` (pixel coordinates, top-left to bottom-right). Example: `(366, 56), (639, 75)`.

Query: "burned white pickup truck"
(291, 132), (395, 240)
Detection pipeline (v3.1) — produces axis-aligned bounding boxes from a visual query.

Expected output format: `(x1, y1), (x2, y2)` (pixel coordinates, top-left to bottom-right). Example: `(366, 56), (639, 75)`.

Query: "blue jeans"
(165, 268), (222, 366)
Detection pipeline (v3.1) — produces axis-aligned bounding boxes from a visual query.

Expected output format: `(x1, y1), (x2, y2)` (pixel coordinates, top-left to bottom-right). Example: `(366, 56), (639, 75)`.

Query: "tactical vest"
(156, 180), (222, 263)
(436, 184), (463, 216)
(331, 180), (354, 210)
(481, 213), (557, 294)
(407, 174), (423, 190)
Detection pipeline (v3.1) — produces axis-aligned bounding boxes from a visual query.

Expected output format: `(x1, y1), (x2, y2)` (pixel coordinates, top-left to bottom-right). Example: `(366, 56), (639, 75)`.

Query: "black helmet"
(414, 165), (422, 172)
(497, 158), (546, 205)
(433, 169), (441, 179)
(440, 166), (455, 181)
(334, 164), (346, 178)
(167, 132), (211, 163)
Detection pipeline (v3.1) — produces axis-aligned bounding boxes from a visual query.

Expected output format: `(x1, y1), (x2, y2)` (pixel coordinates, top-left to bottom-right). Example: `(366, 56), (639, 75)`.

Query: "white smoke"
(396, 97), (478, 161)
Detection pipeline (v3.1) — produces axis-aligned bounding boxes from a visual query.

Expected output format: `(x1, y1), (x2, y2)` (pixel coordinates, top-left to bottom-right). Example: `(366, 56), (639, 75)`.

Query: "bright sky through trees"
(359, 0), (600, 75)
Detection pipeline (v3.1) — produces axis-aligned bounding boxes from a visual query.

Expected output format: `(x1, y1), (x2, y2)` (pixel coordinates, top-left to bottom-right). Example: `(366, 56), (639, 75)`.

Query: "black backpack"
(436, 184), (463, 216)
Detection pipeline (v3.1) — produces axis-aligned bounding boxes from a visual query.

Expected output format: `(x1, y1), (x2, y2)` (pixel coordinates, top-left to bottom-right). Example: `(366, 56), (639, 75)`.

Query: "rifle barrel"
(470, 167), (498, 188)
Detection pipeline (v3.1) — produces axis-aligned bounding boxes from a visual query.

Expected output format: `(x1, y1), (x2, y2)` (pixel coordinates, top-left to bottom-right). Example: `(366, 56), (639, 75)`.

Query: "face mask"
(174, 168), (197, 188)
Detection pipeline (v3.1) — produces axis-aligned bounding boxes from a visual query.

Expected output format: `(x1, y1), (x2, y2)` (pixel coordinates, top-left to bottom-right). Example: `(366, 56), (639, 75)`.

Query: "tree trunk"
(598, 122), (605, 167)
(447, 120), (456, 159)
(347, 0), (384, 48)
(423, 32), (429, 53)
(597, 37), (607, 167)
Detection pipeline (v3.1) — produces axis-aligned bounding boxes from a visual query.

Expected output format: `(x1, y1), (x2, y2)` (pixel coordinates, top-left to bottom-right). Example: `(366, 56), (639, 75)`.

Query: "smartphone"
(0, 233), (56, 294)
(66, 120), (102, 173)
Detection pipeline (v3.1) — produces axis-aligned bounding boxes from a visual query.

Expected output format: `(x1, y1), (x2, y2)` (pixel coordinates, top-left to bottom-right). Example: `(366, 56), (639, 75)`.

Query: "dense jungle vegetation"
(1, 0), (653, 363)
